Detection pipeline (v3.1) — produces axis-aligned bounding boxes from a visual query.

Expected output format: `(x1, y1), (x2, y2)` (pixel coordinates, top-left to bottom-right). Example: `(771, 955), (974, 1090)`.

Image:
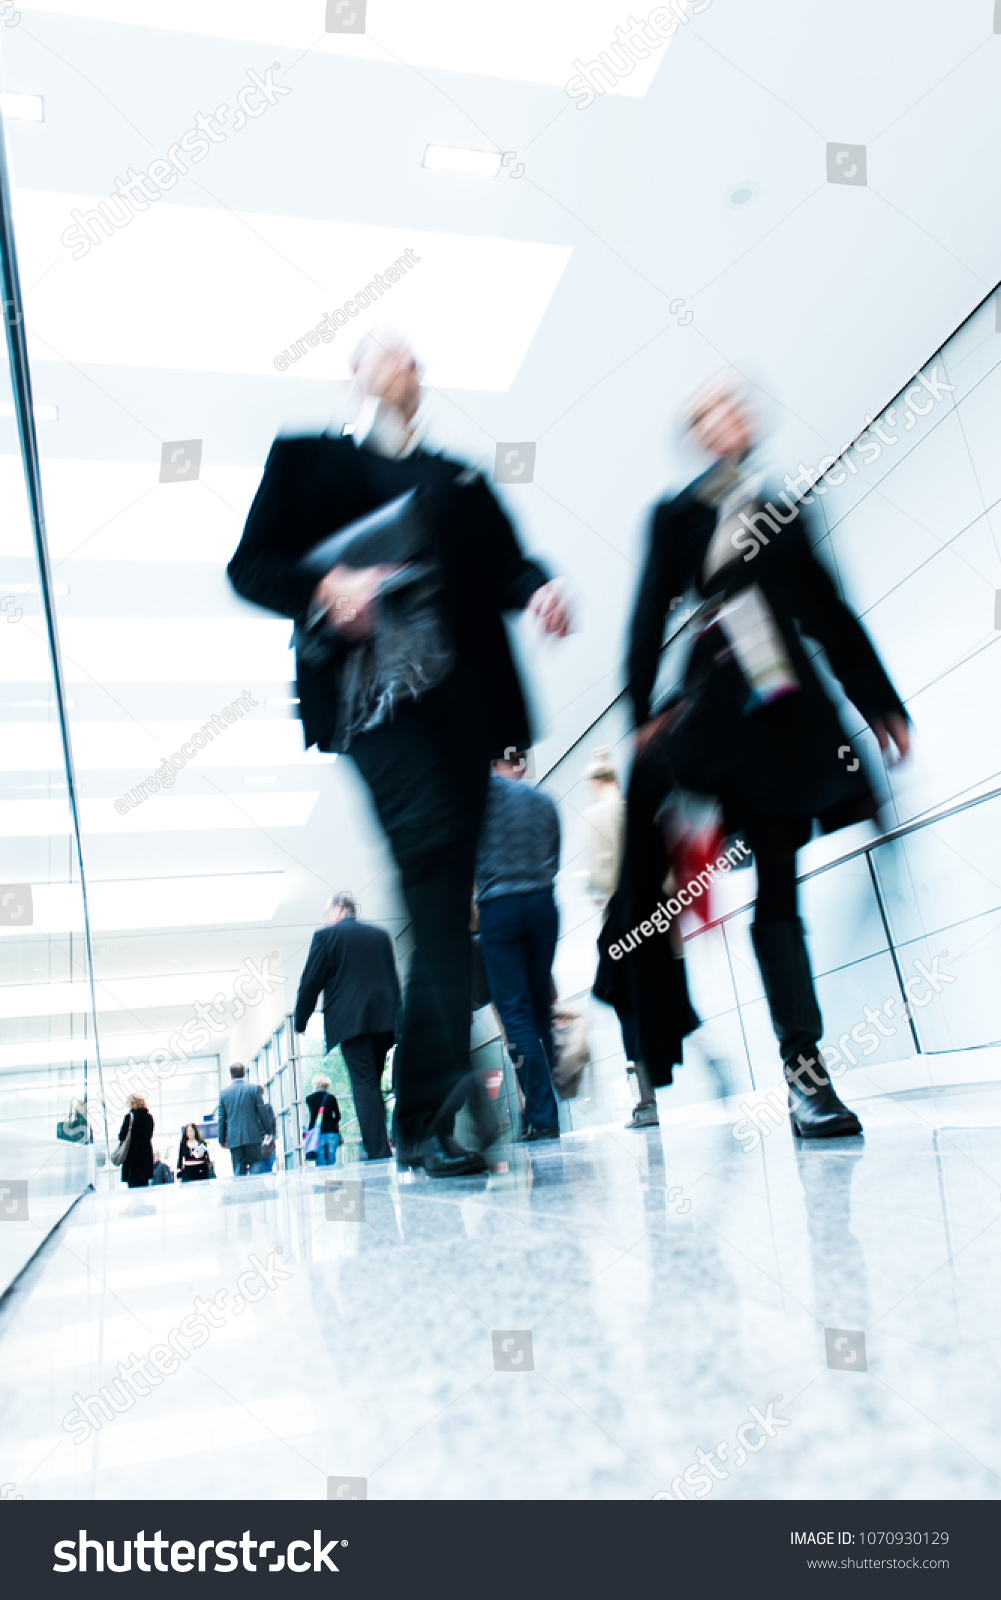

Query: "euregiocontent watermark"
(273, 249), (421, 372)
(609, 839), (750, 959)
(114, 691), (257, 814)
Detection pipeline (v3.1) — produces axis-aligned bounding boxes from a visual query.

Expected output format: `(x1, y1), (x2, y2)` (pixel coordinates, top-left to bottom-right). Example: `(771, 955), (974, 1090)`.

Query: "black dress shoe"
(518, 1126), (560, 1143)
(397, 1133), (487, 1177)
(784, 1052), (862, 1139)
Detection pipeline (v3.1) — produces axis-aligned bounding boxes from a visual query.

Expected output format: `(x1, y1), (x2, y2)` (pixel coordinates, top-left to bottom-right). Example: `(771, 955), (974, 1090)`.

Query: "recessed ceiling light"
(422, 144), (502, 177)
(0, 92), (44, 122)
(0, 401), (58, 421)
(265, 696), (300, 706)
(724, 181), (761, 209)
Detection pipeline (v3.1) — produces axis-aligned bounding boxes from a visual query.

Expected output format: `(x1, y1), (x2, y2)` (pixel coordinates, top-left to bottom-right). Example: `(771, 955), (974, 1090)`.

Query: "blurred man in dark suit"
(294, 891), (399, 1161)
(229, 331), (569, 1176)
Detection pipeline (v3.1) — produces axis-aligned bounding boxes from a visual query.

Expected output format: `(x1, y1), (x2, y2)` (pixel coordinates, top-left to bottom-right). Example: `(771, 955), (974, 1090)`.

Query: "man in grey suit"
(218, 1062), (269, 1176)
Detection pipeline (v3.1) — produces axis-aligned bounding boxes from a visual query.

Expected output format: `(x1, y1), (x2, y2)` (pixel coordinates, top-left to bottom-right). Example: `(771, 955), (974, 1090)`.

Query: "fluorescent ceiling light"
(0, 458), (260, 564)
(14, 192), (573, 391)
(0, 969), (243, 1020)
(0, 400), (58, 420)
(423, 145), (501, 178)
(265, 697), (300, 707)
(0, 93), (44, 122)
(13, 2), (680, 93)
(0, 792), (319, 835)
(1, 721), (331, 772)
(0, 873), (284, 935)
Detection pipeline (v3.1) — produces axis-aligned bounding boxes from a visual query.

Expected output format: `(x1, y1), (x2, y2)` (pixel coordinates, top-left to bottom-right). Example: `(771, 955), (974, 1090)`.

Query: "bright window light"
(0, 792), (319, 835)
(0, 457), (260, 564)
(0, 92), (44, 122)
(0, 873), (284, 935)
(1, 721), (332, 772)
(423, 145), (502, 178)
(0, 617), (294, 684)
(0, 400), (58, 420)
(14, 192), (573, 391)
(0, 969), (243, 1021)
(12, 2), (679, 94)
(0, 1033), (217, 1069)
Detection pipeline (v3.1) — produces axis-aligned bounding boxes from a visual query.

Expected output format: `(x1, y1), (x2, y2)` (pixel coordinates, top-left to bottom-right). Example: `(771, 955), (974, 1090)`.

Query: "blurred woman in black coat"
(118, 1094), (156, 1187)
(612, 377), (909, 1138)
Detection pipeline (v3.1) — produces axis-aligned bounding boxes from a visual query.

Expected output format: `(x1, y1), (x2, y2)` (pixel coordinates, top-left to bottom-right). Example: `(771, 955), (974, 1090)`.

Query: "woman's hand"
(313, 563), (400, 642)
(871, 712), (910, 766)
(528, 579), (572, 639)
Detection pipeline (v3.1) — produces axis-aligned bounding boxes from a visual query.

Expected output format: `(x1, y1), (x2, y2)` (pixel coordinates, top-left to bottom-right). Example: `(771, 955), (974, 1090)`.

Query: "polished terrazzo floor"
(1, 1066), (1000, 1501)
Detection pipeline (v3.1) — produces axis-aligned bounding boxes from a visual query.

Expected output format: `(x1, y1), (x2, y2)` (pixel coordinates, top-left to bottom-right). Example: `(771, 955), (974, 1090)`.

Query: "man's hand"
(313, 563), (400, 642)
(528, 579), (572, 639)
(871, 712), (910, 766)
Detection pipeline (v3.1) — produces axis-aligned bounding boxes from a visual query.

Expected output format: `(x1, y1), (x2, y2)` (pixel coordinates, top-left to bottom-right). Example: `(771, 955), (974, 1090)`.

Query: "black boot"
(751, 920), (862, 1140)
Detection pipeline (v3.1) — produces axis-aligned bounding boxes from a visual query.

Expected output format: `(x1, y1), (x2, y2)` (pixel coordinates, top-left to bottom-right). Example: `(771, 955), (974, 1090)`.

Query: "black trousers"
(341, 1032), (394, 1159)
(349, 679), (490, 1146)
(742, 814), (812, 925)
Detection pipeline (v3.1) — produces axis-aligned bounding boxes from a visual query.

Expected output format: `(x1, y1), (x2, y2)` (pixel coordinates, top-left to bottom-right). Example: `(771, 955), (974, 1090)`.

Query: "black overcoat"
(227, 435), (548, 759)
(118, 1107), (155, 1187)
(626, 474), (907, 832)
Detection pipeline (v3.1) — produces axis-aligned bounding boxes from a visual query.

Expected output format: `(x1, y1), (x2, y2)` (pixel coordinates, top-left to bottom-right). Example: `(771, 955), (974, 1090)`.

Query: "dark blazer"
(627, 475), (907, 833)
(294, 917), (401, 1052)
(217, 1079), (269, 1149)
(226, 434), (549, 758)
(118, 1108), (155, 1186)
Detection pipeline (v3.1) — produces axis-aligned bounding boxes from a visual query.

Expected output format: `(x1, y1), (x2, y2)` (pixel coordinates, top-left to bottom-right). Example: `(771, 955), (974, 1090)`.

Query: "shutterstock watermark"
(653, 1396), (790, 1499)
(93, 952), (284, 1139)
(609, 840), (750, 959)
(60, 68), (291, 259)
(114, 691), (257, 814)
(566, 2), (712, 108)
(273, 249), (421, 372)
(732, 952), (955, 1151)
(62, 1249), (292, 1445)
(731, 364), (955, 563)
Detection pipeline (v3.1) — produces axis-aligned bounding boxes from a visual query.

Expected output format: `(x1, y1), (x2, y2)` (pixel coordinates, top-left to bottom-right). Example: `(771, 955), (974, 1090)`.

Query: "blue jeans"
(317, 1132), (340, 1167)
(478, 888), (560, 1133)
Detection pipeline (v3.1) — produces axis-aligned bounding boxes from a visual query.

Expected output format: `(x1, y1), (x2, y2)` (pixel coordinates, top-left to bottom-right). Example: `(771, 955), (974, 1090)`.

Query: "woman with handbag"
(115, 1093), (156, 1187)
(176, 1122), (211, 1182)
(304, 1075), (341, 1166)
(618, 375), (910, 1139)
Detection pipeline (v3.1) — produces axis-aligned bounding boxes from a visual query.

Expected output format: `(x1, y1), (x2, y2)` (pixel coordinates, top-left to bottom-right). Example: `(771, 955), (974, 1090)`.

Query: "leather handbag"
(111, 1111), (133, 1167)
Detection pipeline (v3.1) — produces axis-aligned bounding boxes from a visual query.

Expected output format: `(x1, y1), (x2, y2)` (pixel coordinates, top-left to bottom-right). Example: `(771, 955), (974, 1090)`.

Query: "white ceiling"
(1, 0), (1000, 1071)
